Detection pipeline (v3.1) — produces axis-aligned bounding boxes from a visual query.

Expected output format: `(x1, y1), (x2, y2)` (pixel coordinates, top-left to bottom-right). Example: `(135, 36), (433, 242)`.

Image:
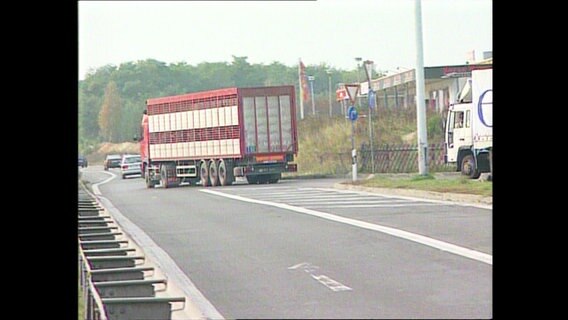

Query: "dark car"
(104, 154), (122, 170)
(78, 155), (88, 168)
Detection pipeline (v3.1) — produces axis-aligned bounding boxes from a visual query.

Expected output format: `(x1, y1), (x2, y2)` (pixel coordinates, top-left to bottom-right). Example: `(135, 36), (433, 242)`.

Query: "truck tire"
(209, 160), (219, 186)
(218, 159), (234, 186)
(200, 161), (210, 187)
(145, 173), (156, 188)
(461, 154), (481, 179)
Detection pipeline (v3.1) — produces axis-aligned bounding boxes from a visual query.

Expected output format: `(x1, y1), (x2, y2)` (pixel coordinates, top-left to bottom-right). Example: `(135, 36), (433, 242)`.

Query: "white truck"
(444, 68), (492, 178)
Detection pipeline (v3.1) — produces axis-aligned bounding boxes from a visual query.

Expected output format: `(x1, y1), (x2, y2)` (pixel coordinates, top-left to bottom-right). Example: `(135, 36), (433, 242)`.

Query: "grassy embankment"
(294, 107), (443, 175)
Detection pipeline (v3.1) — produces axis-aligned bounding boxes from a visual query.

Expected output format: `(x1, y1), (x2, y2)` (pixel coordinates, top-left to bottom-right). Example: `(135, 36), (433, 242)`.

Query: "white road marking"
(238, 192), (334, 198)
(222, 186), (297, 191)
(91, 171), (116, 194)
(251, 194), (374, 200)
(283, 199), (414, 204)
(288, 262), (311, 270)
(304, 203), (438, 208)
(201, 189), (492, 265)
(91, 170), (225, 320)
(288, 262), (352, 292)
(310, 274), (352, 292)
(307, 187), (493, 210)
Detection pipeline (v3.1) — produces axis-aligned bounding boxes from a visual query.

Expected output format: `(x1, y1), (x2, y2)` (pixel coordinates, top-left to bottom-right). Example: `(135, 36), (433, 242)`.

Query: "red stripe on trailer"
(147, 87), (238, 105)
(149, 125), (240, 144)
(147, 93), (239, 115)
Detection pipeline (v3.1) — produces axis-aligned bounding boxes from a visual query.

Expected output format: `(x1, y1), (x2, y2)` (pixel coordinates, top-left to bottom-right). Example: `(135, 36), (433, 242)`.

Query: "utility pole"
(308, 75), (315, 116)
(414, 0), (429, 175)
(363, 60), (375, 173)
(298, 58), (304, 120)
(355, 57), (362, 109)
(327, 70), (332, 117)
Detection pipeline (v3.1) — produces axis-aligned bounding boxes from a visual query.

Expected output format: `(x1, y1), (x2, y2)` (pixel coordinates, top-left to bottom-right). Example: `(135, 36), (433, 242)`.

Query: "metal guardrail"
(79, 182), (186, 320)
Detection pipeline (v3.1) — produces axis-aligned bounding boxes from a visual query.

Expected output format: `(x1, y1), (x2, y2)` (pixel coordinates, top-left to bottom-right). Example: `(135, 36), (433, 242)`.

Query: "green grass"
(360, 174), (492, 197)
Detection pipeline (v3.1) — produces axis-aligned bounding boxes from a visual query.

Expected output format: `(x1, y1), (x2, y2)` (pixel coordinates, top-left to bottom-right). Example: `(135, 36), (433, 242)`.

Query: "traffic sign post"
(344, 84), (360, 106)
(347, 104), (358, 182)
(344, 84), (361, 182)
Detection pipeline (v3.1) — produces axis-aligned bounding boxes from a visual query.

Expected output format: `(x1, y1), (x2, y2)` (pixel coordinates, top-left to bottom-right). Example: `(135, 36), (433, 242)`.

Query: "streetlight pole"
(414, 0), (429, 175)
(326, 70), (332, 117)
(363, 60), (375, 173)
(308, 75), (315, 116)
(355, 57), (362, 109)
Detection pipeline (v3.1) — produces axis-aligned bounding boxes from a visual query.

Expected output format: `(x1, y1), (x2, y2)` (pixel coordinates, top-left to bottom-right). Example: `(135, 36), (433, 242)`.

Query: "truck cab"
(444, 68), (492, 178)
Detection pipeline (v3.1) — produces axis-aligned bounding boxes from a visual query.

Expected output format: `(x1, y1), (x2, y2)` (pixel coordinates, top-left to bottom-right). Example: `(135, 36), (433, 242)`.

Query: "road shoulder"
(333, 182), (492, 208)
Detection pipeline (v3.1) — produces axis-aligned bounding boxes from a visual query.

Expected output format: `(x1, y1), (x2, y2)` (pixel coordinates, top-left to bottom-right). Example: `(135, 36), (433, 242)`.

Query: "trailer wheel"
(145, 172), (156, 189)
(461, 154), (481, 179)
(209, 160), (219, 186)
(200, 161), (209, 187)
(218, 159), (234, 186)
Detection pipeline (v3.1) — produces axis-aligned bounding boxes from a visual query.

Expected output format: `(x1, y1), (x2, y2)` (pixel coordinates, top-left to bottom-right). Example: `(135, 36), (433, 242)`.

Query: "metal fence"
(79, 182), (186, 320)
(309, 143), (454, 174)
(359, 142), (454, 173)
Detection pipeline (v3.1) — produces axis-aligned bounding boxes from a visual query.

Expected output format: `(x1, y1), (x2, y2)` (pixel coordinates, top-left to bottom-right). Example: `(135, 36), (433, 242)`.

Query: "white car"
(120, 154), (142, 179)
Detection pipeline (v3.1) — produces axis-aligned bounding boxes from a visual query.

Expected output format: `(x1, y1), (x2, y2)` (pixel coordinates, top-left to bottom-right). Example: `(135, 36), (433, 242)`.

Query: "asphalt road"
(81, 166), (492, 319)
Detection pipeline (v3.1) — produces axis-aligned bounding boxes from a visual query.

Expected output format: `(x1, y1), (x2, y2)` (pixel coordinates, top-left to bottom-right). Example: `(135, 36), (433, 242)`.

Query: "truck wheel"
(161, 164), (169, 188)
(461, 154), (481, 179)
(200, 161), (209, 187)
(218, 159), (234, 186)
(209, 160), (219, 186)
(145, 173), (155, 188)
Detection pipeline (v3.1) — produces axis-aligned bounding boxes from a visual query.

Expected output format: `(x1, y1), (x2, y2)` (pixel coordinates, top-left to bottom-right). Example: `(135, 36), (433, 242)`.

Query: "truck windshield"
(458, 79), (472, 103)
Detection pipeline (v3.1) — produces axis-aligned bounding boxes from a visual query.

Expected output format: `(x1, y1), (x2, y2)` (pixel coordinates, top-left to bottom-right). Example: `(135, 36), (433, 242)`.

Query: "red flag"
(299, 61), (310, 102)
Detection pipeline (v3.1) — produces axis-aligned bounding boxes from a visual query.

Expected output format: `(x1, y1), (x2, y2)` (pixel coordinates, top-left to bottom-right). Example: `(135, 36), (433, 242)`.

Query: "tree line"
(79, 56), (377, 153)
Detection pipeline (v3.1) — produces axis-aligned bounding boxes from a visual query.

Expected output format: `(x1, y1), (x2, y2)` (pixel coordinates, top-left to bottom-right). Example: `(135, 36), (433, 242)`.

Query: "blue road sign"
(348, 105), (358, 121)
(368, 90), (376, 109)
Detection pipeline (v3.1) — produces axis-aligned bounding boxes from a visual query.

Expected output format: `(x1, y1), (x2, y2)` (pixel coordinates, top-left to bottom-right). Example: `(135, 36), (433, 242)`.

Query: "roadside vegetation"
(295, 107), (445, 175)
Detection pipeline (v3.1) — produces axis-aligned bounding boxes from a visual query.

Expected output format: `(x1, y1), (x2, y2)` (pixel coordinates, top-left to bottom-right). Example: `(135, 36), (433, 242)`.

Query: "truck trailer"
(444, 68), (492, 178)
(139, 85), (298, 188)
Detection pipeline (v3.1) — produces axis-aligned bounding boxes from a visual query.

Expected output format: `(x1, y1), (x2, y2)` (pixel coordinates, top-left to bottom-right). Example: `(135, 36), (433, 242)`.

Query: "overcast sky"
(78, 0), (492, 80)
